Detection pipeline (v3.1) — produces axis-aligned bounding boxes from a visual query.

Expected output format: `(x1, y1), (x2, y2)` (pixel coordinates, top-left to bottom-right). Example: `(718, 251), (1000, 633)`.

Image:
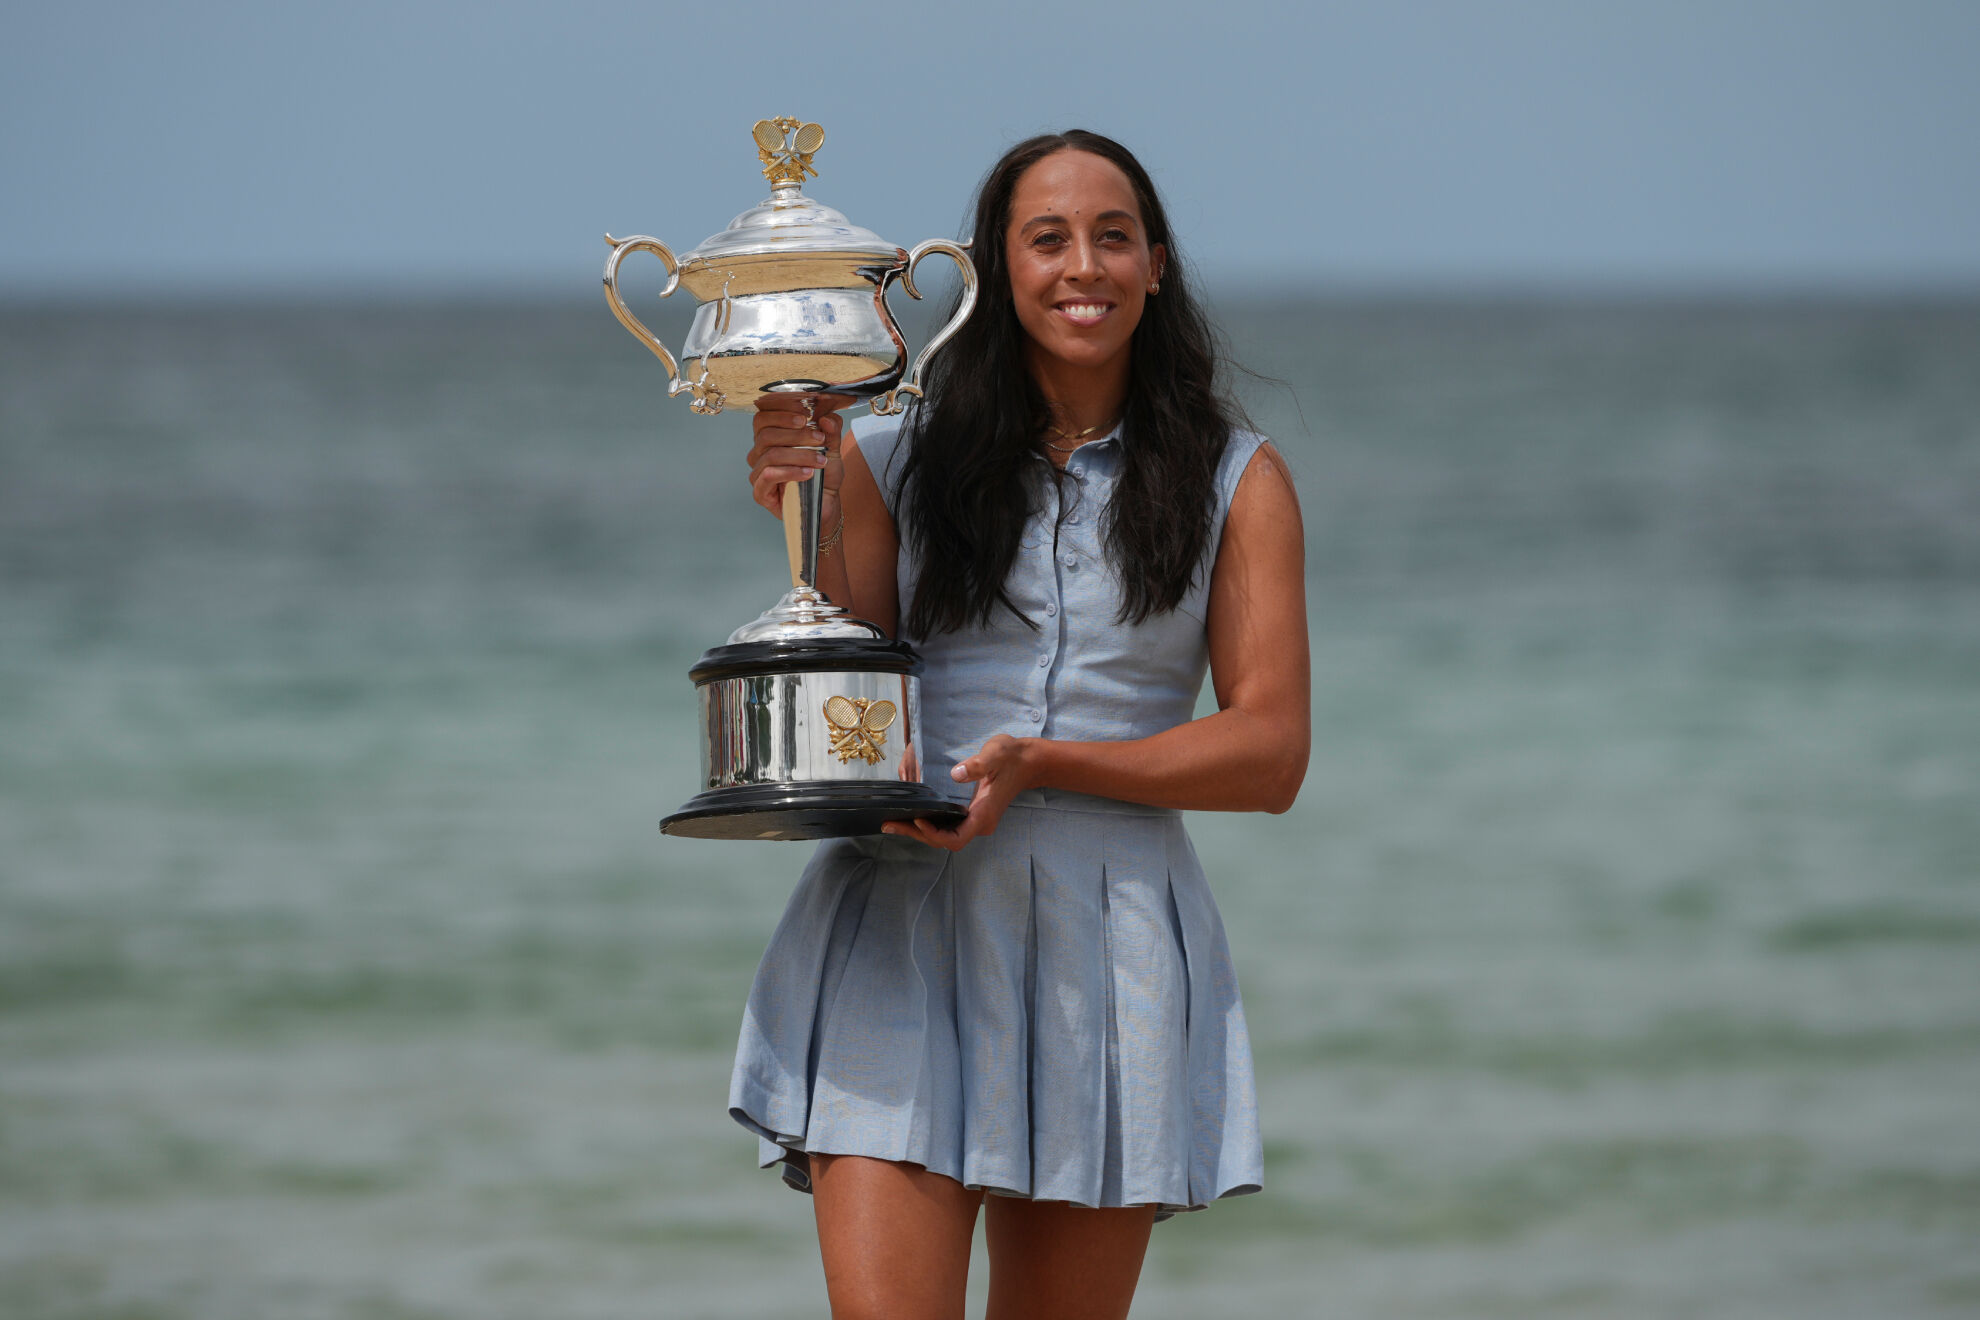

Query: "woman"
(734, 130), (1308, 1320)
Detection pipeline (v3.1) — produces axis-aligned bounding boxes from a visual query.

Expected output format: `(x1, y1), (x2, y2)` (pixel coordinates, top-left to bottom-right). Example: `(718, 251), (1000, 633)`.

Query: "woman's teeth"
(1060, 303), (1109, 323)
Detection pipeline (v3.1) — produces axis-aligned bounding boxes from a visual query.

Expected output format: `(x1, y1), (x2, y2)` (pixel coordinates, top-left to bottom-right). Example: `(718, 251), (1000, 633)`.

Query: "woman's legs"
(808, 1153), (1157, 1320)
(983, 1196), (1156, 1320)
(809, 1153), (982, 1320)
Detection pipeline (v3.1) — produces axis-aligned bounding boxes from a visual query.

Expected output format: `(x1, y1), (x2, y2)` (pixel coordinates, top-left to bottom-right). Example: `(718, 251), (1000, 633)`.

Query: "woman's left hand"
(881, 735), (1037, 852)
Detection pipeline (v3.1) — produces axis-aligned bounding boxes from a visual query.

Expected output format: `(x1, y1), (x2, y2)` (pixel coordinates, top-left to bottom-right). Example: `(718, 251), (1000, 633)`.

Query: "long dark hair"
(893, 130), (1245, 638)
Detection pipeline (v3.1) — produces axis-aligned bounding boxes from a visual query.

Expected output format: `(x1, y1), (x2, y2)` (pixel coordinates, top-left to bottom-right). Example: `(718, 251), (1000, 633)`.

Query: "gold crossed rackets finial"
(753, 117), (825, 188)
(823, 695), (896, 765)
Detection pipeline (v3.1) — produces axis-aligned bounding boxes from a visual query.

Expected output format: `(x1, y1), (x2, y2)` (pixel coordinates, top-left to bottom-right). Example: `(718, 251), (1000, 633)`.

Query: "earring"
(1148, 281), (1160, 294)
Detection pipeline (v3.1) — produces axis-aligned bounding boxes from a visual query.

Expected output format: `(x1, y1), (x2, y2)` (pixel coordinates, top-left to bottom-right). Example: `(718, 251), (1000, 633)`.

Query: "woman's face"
(1003, 149), (1165, 383)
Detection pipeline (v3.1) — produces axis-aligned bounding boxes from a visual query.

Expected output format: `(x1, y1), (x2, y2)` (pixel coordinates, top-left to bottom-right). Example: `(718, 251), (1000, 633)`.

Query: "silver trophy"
(604, 117), (973, 839)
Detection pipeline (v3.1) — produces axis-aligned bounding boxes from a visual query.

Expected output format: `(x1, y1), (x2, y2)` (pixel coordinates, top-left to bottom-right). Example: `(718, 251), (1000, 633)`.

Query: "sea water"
(2, 301), (1976, 1318)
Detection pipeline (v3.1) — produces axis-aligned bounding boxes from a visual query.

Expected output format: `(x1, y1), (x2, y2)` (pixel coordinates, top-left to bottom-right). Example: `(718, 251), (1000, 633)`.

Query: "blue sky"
(3, 0), (1976, 297)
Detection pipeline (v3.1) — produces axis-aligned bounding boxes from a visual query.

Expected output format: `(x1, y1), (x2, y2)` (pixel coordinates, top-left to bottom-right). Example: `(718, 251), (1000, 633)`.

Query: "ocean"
(2, 299), (1977, 1318)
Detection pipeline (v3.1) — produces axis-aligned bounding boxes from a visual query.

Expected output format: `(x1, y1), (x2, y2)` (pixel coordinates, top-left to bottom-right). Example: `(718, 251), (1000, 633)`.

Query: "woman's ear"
(1150, 243), (1167, 289)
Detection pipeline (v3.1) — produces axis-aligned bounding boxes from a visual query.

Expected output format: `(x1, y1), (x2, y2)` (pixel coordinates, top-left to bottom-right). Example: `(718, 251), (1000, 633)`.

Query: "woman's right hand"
(882, 734), (1039, 852)
(747, 394), (856, 526)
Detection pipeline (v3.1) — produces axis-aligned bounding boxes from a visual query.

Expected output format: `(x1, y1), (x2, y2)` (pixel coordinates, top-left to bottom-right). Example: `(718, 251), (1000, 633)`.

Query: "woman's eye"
(1101, 228), (1130, 243)
(1032, 232), (1065, 248)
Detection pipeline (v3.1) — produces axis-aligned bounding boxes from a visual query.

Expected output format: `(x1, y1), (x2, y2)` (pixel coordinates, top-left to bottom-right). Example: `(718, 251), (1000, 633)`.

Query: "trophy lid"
(680, 119), (902, 267)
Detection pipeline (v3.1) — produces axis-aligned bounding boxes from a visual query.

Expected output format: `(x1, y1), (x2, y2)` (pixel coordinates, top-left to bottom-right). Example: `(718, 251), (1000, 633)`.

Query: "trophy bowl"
(604, 118), (970, 841)
(603, 118), (972, 420)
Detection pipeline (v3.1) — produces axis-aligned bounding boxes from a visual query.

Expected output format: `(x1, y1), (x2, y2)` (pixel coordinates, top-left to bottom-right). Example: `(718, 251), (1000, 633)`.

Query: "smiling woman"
(1005, 152), (1165, 388)
(886, 132), (1257, 643)
(734, 130), (1309, 1320)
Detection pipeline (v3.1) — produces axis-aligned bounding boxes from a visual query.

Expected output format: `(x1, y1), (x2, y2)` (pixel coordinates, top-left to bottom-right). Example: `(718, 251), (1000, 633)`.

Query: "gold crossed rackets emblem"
(753, 117), (825, 188)
(823, 695), (896, 765)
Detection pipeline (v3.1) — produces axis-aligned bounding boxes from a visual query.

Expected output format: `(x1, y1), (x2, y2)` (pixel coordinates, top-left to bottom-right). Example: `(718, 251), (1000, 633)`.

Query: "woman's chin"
(1028, 337), (1132, 378)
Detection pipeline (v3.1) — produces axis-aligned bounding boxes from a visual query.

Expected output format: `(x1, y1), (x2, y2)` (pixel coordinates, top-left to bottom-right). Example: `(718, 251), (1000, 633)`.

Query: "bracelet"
(817, 511), (846, 557)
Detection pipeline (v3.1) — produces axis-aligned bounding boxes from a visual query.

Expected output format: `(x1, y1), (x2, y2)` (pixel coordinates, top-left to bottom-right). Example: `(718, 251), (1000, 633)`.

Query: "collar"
(1046, 419), (1124, 473)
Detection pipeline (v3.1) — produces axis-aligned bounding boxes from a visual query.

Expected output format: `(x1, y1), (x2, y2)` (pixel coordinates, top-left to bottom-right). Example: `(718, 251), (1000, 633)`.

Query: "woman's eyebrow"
(1018, 210), (1138, 231)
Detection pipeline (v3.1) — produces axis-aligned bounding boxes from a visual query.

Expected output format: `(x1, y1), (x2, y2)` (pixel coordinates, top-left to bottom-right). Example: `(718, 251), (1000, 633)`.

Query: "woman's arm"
(746, 399), (900, 633)
(885, 443), (1310, 851)
(834, 426), (902, 636)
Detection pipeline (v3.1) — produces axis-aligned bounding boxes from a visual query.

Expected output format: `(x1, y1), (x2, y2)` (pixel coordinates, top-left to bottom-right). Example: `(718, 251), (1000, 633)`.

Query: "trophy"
(604, 117), (973, 840)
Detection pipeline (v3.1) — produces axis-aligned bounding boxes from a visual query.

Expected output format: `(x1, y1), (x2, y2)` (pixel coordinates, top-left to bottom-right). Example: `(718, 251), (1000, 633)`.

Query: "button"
(1037, 654), (1050, 667)
(1044, 602), (1057, 616)
(1062, 553), (1077, 569)
(1067, 514), (1080, 525)
(1026, 708), (1042, 723)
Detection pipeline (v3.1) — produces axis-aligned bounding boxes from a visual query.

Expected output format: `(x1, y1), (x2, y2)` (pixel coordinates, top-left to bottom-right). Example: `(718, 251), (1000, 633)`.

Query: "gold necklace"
(1041, 418), (1115, 454)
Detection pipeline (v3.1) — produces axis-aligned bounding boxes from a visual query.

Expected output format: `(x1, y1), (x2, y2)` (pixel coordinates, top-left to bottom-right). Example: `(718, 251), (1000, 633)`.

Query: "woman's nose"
(1066, 236), (1104, 281)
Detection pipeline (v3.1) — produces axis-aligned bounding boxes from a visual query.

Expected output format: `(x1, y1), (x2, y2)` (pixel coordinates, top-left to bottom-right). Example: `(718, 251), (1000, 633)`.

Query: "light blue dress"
(727, 413), (1268, 1215)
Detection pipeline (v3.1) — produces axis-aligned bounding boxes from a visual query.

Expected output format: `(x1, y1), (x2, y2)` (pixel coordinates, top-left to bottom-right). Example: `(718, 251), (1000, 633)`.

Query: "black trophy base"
(661, 781), (967, 841)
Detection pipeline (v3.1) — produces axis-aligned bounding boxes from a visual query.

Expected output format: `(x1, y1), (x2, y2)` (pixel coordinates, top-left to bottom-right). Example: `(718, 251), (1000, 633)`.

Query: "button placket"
(1028, 477), (1073, 736)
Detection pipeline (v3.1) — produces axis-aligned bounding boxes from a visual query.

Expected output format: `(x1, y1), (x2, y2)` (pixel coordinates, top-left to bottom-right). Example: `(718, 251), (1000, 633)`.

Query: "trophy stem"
(781, 394), (826, 591)
(783, 446), (824, 590)
(736, 420), (878, 644)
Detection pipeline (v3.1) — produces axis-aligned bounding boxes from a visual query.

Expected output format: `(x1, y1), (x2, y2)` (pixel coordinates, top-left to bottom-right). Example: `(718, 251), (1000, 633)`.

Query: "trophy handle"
(602, 233), (688, 395)
(870, 239), (976, 416)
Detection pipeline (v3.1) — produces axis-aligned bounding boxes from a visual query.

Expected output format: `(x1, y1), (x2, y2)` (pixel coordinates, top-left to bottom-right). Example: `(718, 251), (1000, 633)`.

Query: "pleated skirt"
(727, 800), (1263, 1216)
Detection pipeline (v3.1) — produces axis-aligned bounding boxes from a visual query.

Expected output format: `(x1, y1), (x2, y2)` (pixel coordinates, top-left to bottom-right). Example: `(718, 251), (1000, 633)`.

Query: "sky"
(3, 0), (1977, 299)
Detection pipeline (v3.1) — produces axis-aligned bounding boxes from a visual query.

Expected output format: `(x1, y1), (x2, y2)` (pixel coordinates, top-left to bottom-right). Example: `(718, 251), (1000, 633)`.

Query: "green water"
(3, 302), (1977, 1318)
